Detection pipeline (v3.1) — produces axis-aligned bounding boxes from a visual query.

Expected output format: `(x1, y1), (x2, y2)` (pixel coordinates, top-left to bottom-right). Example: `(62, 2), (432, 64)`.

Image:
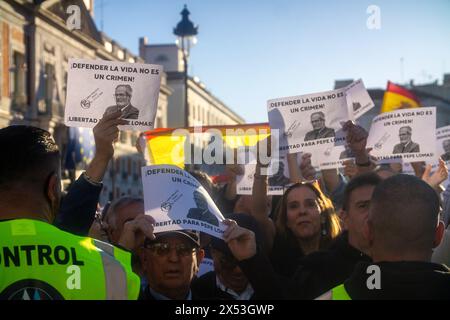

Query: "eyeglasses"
(113, 94), (129, 98)
(144, 243), (196, 257)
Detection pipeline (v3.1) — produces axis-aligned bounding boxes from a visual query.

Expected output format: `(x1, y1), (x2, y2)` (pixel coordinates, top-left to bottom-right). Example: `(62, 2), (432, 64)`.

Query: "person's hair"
(0, 126), (60, 191)
(369, 174), (440, 254)
(311, 111), (325, 120)
(342, 173), (382, 211)
(105, 196), (143, 230)
(116, 84), (132, 96)
(399, 126), (412, 135)
(275, 181), (341, 249)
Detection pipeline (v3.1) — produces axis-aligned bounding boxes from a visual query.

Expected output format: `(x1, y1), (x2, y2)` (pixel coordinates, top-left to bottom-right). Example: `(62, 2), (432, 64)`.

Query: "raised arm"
(55, 111), (128, 235)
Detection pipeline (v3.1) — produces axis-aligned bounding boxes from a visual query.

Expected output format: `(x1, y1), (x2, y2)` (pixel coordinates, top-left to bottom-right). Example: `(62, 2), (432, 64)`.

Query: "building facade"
(1, 0), (171, 203)
(139, 39), (245, 128)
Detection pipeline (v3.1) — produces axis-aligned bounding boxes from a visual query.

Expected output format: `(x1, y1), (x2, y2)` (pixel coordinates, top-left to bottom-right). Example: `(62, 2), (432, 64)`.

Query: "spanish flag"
(380, 81), (420, 113)
(144, 123), (271, 168)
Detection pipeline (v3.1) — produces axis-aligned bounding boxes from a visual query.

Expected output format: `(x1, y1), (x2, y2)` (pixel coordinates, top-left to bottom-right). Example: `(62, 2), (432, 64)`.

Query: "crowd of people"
(1, 110), (449, 300)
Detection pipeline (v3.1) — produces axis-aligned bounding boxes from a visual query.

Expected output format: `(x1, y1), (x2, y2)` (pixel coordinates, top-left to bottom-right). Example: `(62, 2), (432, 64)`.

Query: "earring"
(321, 220), (327, 236)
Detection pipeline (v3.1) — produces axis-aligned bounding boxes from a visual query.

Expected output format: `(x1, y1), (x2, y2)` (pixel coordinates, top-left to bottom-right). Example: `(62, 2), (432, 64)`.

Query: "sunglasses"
(144, 242), (196, 257)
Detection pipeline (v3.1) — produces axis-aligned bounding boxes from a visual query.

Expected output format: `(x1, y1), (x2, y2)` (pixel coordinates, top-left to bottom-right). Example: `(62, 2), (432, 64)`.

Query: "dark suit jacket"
(304, 127), (335, 141)
(192, 271), (256, 300)
(392, 141), (420, 154)
(105, 104), (139, 119)
(187, 208), (219, 226)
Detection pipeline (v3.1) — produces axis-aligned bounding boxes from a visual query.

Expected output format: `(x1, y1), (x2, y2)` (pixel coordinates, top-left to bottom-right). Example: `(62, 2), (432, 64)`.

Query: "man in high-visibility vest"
(318, 174), (450, 300)
(0, 123), (154, 300)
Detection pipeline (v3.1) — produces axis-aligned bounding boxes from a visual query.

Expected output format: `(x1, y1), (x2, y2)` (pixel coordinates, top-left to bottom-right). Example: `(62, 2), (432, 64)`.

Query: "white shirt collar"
(215, 275), (254, 300)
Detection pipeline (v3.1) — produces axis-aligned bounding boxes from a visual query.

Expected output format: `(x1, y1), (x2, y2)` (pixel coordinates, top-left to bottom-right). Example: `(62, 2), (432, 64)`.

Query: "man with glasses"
(139, 230), (205, 300)
(392, 126), (420, 154)
(304, 111), (335, 141)
(105, 84), (140, 120)
(192, 214), (260, 300)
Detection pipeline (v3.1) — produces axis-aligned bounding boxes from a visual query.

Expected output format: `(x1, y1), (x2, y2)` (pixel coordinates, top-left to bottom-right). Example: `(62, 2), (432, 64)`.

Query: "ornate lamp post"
(174, 5), (198, 127)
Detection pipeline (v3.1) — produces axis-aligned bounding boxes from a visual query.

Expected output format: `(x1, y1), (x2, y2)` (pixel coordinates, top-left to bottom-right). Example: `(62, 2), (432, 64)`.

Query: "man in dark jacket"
(192, 214), (262, 300)
(319, 174), (450, 299)
(223, 173), (381, 299)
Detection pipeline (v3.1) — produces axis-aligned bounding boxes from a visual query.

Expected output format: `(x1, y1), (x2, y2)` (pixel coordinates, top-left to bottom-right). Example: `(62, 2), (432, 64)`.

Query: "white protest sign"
(268, 86), (350, 154)
(317, 143), (355, 170)
(346, 79), (375, 120)
(142, 165), (226, 238)
(429, 126), (450, 188)
(436, 126), (450, 164)
(367, 107), (436, 163)
(197, 258), (214, 277)
(65, 58), (162, 131)
(236, 153), (302, 195)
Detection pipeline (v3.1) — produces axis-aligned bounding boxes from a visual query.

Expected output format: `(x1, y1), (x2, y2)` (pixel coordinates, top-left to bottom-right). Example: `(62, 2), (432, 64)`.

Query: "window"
(117, 50), (124, 60)
(155, 54), (168, 63)
(11, 51), (27, 109)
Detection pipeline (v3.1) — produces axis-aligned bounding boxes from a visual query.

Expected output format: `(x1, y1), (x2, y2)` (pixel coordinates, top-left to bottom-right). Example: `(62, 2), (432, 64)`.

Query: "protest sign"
(142, 165), (225, 238)
(428, 126), (450, 188)
(268, 79), (373, 154)
(236, 153), (301, 195)
(197, 258), (214, 278)
(65, 58), (162, 131)
(346, 79), (375, 120)
(436, 125), (450, 164)
(268, 85), (354, 154)
(317, 143), (355, 170)
(367, 107), (436, 163)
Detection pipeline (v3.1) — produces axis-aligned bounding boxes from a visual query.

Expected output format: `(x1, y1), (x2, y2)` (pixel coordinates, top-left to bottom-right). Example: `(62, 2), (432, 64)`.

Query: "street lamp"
(174, 4), (198, 127)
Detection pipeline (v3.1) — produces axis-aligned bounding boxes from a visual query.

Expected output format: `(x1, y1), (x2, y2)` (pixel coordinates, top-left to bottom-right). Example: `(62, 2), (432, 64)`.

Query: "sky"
(93, 0), (450, 123)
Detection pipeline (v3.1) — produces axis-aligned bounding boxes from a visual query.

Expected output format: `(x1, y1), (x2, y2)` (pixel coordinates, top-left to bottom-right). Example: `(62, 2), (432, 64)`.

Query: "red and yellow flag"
(380, 81), (420, 113)
(144, 123), (271, 168)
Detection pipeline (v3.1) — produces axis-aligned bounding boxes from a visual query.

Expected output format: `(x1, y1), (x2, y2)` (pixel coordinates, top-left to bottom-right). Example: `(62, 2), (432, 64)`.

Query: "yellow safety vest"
(0, 219), (140, 300)
(331, 284), (352, 300)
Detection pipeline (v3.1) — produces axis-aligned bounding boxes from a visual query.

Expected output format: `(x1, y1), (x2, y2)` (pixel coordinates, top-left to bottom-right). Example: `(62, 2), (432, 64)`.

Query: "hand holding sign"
(93, 111), (129, 159)
(118, 214), (156, 251)
(422, 158), (449, 190)
(299, 153), (316, 181)
(343, 121), (368, 156)
(222, 219), (257, 261)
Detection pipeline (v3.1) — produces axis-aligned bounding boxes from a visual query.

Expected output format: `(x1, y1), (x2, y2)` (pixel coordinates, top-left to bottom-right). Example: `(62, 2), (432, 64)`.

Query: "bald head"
(368, 174), (442, 261)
